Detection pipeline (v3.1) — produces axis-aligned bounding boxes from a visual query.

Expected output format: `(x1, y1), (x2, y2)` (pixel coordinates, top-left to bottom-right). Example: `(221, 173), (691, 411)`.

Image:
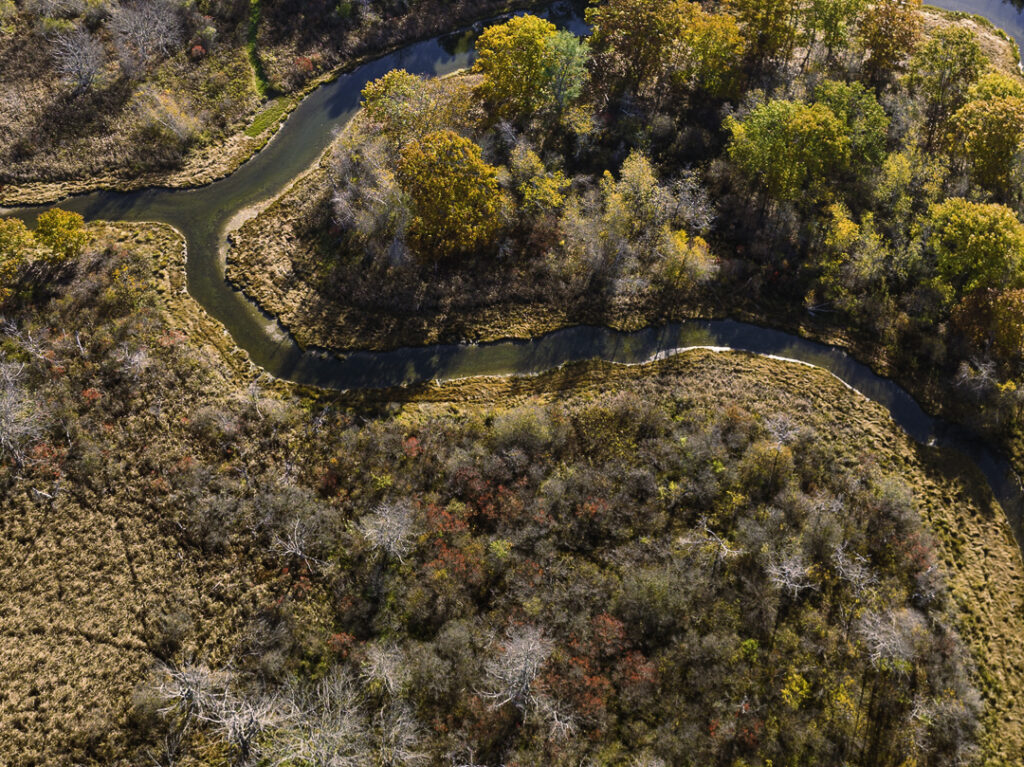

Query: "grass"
(247, 0), (274, 99)
(244, 95), (296, 137)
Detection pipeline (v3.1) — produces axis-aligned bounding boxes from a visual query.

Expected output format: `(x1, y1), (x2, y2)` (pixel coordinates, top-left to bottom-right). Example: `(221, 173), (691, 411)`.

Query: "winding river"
(5, 0), (1024, 542)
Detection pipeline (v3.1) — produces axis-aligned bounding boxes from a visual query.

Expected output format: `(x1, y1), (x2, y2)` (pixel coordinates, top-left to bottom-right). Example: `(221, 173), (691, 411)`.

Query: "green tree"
(950, 92), (1024, 197)
(360, 69), (477, 145)
(0, 218), (34, 303)
(952, 288), (1024, 360)
(473, 15), (557, 124)
(34, 209), (88, 263)
(803, 0), (866, 62)
(726, 0), (802, 65)
(814, 80), (890, 174)
(586, 0), (687, 98)
(858, 0), (921, 84)
(725, 99), (851, 203)
(906, 26), (986, 146)
(670, 5), (745, 100)
(926, 198), (1024, 297)
(542, 30), (590, 125)
(396, 130), (502, 260)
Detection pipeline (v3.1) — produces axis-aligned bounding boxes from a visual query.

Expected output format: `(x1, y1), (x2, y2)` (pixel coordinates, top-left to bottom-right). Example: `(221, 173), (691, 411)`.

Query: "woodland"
(3, 1), (1024, 766)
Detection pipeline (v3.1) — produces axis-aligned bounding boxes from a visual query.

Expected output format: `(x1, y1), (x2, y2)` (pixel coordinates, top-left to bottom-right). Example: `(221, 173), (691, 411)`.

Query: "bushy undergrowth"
(0, 225), (990, 766)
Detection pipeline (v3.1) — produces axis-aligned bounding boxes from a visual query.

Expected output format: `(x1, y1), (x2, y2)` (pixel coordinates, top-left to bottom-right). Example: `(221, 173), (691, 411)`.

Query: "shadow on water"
(4, 1), (1024, 550)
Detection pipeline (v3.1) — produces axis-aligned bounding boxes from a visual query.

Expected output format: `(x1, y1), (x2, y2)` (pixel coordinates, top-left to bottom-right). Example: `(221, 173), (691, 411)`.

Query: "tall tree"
(396, 130), (502, 260)
(34, 209), (88, 263)
(670, 5), (745, 100)
(926, 198), (1024, 297)
(803, 0), (866, 62)
(950, 75), (1024, 198)
(0, 219), (33, 304)
(725, 99), (851, 203)
(813, 80), (890, 174)
(858, 0), (922, 84)
(906, 26), (986, 147)
(473, 15), (557, 124)
(542, 30), (591, 125)
(726, 0), (802, 66)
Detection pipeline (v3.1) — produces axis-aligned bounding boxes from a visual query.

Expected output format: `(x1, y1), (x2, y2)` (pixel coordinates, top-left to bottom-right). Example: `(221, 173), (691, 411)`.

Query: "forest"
(229, 0), (1024, 463)
(4, 0), (1024, 766)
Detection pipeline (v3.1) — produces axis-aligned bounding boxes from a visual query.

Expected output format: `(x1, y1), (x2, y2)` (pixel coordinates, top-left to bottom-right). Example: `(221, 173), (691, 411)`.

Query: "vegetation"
(0, 0), (569, 202)
(228, 2), (1024, 473)
(3, 221), (1024, 764)
(6, 1), (1024, 765)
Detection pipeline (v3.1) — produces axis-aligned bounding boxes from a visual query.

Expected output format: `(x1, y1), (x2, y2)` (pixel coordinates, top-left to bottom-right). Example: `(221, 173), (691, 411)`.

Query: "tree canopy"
(725, 100), (851, 202)
(396, 130), (502, 260)
(927, 198), (1024, 297)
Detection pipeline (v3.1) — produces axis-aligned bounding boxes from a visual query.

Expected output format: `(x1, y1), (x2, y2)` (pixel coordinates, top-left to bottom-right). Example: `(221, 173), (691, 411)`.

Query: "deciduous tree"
(950, 86), (1024, 197)
(34, 209), (88, 263)
(52, 27), (104, 95)
(725, 99), (851, 203)
(858, 0), (922, 84)
(906, 26), (986, 146)
(396, 130), (502, 260)
(926, 198), (1024, 296)
(473, 14), (557, 124)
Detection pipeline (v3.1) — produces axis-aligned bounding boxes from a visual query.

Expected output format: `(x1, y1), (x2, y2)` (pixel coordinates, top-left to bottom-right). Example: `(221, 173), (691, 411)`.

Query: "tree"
(950, 92), (1024, 197)
(52, 27), (104, 95)
(926, 198), (1024, 297)
(360, 69), (477, 145)
(586, 0), (688, 98)
(803, 0), (866, 62)
(542, 30), (590, 124)
(396, 130), (501, 260)
(34, 208), (88, 262)
(482, 626), (552, 712)
(906, 26), (986, 146)
(813, 80), (890, 174)
(952, 288), (1024, 361)
(0, 362), (45, 466)
(0, 219), (33, 304)
(111, 0), (183, 79)
(360, 500), (416, 561)
(669, 5), (745, 100)
(473, 14), (557, 124)
(858, 0), (921, 84)
(725, 0), (802, 66)
(725, 99), (851, 203)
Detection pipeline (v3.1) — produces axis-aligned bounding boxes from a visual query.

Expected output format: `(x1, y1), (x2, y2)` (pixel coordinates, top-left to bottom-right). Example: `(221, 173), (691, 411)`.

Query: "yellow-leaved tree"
(396, 130), (502, 261)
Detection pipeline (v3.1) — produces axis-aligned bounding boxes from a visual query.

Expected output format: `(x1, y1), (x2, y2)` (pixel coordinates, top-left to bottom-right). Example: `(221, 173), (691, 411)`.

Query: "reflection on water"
(4, 1), (1024, 547)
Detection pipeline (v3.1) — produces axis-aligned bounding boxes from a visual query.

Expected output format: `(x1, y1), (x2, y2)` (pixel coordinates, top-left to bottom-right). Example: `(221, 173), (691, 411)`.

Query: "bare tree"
(361, 643), (409, 699)
(857, 608), (926, 670)
(0, 361), (45, 466)
(155, 662), (221, 723)
(373, 702), (426, 767)
(766, 552), (816, 598)
(52, 27), (105, 95)
(482, 626), (552, 712)
(832, 542), (876, 596)
(203, 692), (292, 765)
(359, 500), (416, 561)
(27, 0), (85, 19)
(272, 518), (328, 572)
(272, 671), (368, 767)
(111, 0), (183, 79)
